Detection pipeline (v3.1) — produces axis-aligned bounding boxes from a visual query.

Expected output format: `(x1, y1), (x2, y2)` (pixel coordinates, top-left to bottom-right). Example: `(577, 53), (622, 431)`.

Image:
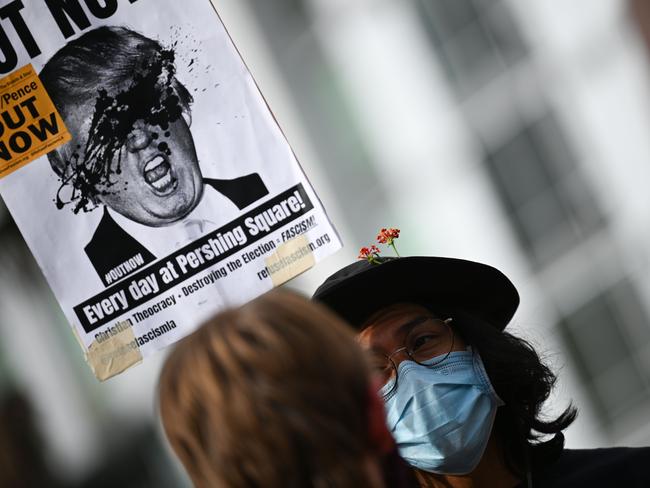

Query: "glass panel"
(516, 190), (571, 244)
(441, 21), (503, 94)
(485, 113), (604, 263)
(479, 1), (528, 66)
(472, 0), (501, 7)
(560, 282), (650, 421)
(417, 0), (478, 43)
(593, 358), (647, 419)
(609, 281), (650, 365)
(415, 0), (527, 94)
(487, 130), (553, 209)
(563, 292), (629, 378)
(559, 172), (605, 235)
(515, 189), (578, 262)
(529, 115), (577, 180)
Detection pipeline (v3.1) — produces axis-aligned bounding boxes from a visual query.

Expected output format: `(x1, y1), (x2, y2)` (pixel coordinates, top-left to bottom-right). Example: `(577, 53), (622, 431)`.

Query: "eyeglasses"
(366, 316), (454, 399)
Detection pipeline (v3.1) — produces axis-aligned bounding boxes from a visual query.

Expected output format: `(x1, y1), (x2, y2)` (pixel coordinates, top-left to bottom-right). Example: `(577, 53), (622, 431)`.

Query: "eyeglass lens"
(368, 317), (453, 389)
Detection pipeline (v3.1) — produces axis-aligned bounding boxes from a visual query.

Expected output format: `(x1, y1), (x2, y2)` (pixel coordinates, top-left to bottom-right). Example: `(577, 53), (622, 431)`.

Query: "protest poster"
(0, 0), (342, 380)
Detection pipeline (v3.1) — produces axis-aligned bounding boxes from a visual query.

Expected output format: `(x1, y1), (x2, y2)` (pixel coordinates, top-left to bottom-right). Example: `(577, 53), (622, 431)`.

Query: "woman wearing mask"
(314, 255), (650, 488)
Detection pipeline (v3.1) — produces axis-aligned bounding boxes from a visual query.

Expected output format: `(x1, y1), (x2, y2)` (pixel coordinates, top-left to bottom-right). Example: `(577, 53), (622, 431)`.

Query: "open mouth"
(143, 155), (177, 194)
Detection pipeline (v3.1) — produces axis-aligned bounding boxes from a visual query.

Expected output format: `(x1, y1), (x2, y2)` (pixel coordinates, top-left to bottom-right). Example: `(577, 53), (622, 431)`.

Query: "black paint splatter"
(56, 48), (188, 213)
(158, 141), (171, 156)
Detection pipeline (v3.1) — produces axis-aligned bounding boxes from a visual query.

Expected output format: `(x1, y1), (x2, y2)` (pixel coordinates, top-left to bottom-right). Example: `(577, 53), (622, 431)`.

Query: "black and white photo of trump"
(39, 26), (269, 286)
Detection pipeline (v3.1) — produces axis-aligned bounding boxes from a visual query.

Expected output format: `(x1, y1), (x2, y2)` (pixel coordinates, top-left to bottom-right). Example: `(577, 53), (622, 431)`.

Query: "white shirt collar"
(107, 184), (240, 258)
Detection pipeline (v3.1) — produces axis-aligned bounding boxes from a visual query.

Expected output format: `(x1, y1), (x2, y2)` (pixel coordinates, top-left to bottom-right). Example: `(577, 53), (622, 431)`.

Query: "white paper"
(0, 0), (341, 375)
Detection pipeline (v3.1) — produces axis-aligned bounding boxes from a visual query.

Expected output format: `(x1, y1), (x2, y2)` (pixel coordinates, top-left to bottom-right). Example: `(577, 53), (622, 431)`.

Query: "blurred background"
(1, 0), (650, 485)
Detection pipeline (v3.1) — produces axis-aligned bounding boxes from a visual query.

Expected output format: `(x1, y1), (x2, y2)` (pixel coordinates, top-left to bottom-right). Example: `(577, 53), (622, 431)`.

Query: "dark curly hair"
(445, 309), (577, 476)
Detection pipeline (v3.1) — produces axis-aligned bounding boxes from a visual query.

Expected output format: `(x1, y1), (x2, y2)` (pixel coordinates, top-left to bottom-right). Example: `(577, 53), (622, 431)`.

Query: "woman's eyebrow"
(360, 316), (430, 354)
(395, 316), (430, 338)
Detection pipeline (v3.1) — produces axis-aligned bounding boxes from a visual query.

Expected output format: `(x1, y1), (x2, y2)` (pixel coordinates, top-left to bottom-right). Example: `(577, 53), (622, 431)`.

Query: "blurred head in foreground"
(159, 289), (409, 488)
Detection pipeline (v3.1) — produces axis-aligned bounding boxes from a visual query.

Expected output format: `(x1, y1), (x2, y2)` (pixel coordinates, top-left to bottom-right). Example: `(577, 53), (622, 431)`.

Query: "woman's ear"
(181, 105), (192, 127)
(367, 380), (395, 455)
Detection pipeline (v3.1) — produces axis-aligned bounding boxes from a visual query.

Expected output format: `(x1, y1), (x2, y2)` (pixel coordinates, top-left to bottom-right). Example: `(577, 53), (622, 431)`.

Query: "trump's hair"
(39, 26), (193, 178)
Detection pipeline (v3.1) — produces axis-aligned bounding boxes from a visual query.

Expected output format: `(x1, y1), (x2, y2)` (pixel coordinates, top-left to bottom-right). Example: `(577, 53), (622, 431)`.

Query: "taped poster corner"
(85, 320), (143, 382)
(265, 235), (316, 287)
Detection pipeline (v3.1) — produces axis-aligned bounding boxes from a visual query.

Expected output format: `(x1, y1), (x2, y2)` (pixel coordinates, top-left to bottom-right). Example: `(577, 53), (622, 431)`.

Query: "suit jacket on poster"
(84, 173), (269, 286)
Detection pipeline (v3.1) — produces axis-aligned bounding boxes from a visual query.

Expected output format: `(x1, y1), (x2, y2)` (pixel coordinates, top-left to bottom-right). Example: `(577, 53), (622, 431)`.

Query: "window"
(559, 280), (650, 423)
(414, 0), (528, 96)
(484, 114), (603, 264)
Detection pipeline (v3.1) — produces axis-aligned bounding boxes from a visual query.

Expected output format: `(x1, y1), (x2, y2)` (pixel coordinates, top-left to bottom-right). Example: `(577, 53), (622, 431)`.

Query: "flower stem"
(390, 242), (400, 257)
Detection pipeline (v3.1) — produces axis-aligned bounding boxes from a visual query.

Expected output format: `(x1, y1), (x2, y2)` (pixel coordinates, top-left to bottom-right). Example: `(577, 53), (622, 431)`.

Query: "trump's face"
(60, 106), (204, 227)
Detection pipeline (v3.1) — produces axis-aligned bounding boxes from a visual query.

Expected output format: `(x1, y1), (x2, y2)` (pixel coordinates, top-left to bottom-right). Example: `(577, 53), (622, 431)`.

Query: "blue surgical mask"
(381, 348), (504, 475)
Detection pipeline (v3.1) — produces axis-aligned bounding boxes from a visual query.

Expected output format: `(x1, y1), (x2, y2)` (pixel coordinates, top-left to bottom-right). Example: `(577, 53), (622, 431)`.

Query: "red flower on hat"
(377, 228), (400, 244)
(358, 245), (381, 264)
(376, 228), (401, 257)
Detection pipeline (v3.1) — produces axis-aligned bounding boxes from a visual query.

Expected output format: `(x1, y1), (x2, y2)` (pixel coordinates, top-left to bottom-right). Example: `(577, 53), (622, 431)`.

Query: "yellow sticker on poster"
(0, 64), (71, 179)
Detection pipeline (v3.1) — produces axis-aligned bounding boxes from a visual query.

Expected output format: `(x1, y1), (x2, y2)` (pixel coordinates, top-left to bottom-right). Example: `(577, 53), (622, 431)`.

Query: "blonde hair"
(159, 289), (374, 487)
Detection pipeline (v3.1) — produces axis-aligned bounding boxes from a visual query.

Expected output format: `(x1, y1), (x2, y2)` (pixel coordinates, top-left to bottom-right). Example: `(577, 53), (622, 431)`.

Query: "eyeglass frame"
(371, 316), (455, 399)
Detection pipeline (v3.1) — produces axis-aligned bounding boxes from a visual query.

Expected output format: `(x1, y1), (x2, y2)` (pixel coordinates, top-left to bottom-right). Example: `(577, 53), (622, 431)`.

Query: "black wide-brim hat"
(313, 257), (519, 330)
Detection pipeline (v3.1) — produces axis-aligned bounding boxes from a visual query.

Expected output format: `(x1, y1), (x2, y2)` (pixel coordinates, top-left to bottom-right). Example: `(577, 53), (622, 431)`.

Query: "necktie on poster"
(0, 0), (342, 380)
